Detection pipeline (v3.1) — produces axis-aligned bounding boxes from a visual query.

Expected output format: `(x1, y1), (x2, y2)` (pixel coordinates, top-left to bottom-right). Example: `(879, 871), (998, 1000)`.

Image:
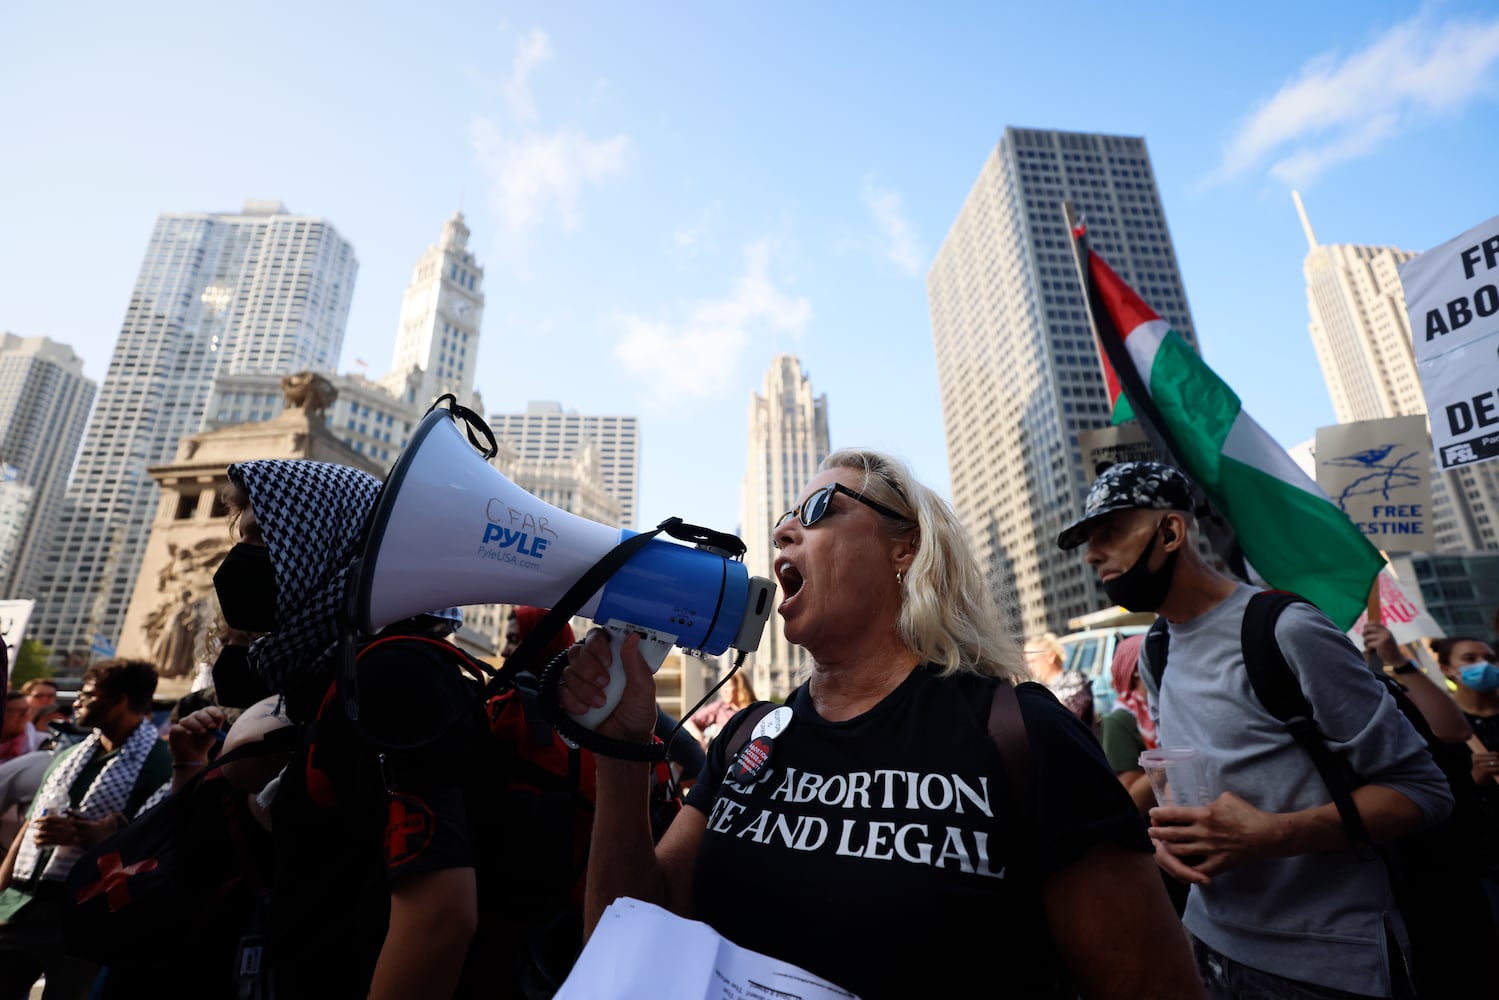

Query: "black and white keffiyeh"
(228, 460), (382, 694)
(14, 717), (161, 883)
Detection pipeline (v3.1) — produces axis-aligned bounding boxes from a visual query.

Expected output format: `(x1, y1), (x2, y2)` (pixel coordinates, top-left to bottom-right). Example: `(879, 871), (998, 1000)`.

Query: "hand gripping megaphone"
(351, 406), (776, 740)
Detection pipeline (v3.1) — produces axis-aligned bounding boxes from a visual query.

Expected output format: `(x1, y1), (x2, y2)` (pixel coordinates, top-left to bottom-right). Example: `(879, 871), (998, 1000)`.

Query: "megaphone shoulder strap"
(492, 518), (681, 692)
(429, 393), (497, 459)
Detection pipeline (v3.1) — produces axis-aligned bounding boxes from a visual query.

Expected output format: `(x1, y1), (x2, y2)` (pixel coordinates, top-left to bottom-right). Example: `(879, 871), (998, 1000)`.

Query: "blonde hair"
(1025, 632), (1065, 670)
(821, 449), (1028, 683)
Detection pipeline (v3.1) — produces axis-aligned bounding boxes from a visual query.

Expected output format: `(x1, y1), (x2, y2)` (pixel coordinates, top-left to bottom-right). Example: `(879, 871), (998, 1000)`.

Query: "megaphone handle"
(567, 622), (675, 730)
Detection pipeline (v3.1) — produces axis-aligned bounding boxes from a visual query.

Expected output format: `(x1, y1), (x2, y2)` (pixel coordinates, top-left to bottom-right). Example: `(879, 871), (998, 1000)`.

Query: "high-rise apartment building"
(30, 201), (357, 659)
(1295, 192), (1499, 551)
(381, 212), (485, 411)
(201, 212), (488, 468)
(740, 355), (829, 697)
(929, 127), (1198, 638)
(0, 334), (95, 598)
(0, 468), (35, 597)
(488, 403), (640, 530)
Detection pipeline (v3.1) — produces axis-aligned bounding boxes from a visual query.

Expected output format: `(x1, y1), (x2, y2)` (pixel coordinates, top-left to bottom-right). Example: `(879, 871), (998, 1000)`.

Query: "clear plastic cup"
(1138, 746), (1210, 807)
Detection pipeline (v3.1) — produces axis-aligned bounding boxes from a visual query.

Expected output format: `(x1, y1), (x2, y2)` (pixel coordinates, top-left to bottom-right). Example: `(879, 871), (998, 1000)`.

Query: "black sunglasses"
(773, 483), (908, 546)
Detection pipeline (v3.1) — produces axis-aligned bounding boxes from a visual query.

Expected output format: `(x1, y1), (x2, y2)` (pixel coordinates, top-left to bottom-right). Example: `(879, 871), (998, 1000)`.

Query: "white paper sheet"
(554, 898), (861, 1000)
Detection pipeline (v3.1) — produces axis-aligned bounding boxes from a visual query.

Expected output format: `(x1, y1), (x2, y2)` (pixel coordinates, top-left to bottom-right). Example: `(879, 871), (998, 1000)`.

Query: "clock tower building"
(382, 211), (485, 410)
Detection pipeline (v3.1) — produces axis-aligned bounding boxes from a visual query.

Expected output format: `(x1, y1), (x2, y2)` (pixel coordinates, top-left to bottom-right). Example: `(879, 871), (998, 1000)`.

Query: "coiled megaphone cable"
(535, 651), (667, 762)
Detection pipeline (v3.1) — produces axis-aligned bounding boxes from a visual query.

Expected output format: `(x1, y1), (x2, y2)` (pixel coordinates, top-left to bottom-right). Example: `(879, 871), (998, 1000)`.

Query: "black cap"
(1057, 461), (1194, 550)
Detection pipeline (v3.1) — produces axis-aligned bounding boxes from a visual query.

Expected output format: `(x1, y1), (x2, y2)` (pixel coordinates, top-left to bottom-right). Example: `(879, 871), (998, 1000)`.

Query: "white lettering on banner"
(1399, 212), (1499, 470)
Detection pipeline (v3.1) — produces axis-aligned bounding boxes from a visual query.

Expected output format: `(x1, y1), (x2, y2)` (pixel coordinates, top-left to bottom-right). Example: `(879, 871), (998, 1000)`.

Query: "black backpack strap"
(987, 680), (1035, 854)
(119, 726), (296, 818)
(720, 702), (778, 764)
(1141, 615), (1169, 695)
(1241, 590), (1374, 854)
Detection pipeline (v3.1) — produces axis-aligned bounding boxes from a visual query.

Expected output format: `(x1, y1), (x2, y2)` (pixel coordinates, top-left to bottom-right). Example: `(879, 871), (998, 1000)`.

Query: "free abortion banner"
(1400, 212), (1499, 469)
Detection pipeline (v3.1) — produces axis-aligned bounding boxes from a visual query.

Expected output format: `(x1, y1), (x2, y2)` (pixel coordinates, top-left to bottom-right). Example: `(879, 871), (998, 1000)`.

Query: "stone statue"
(145, 537), (229, 678)
(280, 372), (338, 416)
(146, 588), (200, 679)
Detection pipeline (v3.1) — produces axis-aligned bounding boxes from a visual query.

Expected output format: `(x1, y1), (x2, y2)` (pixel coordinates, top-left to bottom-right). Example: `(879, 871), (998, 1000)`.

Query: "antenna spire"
(1292, 190), (1317, 251)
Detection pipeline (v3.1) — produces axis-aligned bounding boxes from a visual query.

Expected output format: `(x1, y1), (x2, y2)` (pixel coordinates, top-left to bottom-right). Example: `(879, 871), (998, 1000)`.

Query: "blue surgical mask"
(1458, 662), (1499, 692)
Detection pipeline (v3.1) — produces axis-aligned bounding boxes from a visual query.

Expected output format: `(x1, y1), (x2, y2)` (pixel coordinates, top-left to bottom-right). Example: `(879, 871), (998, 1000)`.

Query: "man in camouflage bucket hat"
(1059, 460), (1451, 999)
(1057, 461), (1194, 553)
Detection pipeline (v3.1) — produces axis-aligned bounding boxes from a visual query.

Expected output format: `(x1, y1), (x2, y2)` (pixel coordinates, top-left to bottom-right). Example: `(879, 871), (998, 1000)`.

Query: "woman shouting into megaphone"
(558, 448), (1203, 1000)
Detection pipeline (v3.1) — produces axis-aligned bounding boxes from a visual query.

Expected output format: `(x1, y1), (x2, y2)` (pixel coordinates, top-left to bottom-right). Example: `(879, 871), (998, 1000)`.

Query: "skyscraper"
(740, 355), (830, 698)
(1295, 192), (1499, 551)
(488, 402), (640, 530)
(381, 211), (485, 411)
(0, 334), (95, 599)
(30, 201), (357, 659)
(928, 127), (1198, 639)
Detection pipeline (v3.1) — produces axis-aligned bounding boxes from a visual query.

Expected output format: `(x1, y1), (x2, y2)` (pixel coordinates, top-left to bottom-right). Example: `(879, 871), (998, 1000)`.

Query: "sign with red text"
(1344, 569), (1444, 646)
(1399, 212), (1499, 469)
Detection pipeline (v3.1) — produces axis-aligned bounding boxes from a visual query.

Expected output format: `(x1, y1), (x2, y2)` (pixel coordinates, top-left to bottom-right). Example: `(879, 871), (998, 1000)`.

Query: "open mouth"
(775, 560), (804, 604)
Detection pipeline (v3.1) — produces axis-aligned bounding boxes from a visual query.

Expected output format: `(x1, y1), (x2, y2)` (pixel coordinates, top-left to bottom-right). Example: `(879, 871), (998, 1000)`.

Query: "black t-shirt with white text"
(683, 666), (1151, 999)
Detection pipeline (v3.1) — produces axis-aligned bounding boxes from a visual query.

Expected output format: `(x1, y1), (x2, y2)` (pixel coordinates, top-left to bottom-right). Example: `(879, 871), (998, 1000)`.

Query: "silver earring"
(895, 569), (904, 586)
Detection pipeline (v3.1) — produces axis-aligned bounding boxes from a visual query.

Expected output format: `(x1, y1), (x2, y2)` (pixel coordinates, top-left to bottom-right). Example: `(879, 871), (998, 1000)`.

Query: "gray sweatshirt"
(1148, 584), (1452, 997)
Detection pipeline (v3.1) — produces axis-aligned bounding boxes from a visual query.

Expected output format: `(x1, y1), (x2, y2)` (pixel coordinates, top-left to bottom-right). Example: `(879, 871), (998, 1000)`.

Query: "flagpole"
(1364, 579), (1383, 673)
(1062, 201), (1250, 581)
(1061, 202), (1178, 459)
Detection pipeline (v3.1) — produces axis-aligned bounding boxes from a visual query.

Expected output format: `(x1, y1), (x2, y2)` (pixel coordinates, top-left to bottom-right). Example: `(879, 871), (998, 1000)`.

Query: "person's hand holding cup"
(1140, 746), (1212, 882)
(1138, 746), (1209, 809)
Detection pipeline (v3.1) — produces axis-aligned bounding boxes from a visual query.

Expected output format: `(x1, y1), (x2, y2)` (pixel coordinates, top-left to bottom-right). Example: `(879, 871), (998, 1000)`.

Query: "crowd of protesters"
(0, 453), (1497, 998)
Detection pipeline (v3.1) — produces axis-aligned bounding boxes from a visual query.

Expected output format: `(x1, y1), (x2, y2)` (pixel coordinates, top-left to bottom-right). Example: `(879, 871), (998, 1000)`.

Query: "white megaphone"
(353, 408), (777, 730)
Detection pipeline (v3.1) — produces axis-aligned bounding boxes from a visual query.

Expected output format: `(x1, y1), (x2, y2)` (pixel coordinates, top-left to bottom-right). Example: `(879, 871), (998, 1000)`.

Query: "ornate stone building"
(116, 374), (379, 697)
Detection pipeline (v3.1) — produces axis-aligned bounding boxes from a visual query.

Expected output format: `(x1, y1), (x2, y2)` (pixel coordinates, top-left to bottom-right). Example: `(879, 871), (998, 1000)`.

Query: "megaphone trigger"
(565, 622), (675, 730)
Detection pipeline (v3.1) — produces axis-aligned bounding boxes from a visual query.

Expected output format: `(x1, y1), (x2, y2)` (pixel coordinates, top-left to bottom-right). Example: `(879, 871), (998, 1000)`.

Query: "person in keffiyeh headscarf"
(217, 460), (383, 718)
(1098, 633), (1157, 814)
(212, 459), (520, 999)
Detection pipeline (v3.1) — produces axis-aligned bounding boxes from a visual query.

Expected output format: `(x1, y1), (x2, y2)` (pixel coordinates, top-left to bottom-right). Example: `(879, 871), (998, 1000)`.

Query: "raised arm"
(560, 630), (703, 936)
(1362, 624), (1472, 746)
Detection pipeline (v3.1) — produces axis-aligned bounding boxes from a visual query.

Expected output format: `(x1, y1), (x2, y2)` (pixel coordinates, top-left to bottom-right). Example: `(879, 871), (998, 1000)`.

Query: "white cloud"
(673, 203), (723, 255)
(861, 180), (925, 276)
(1212, 12), (1499, 186)
(469, 29), (632, 250)
(612, 241), (812, 395)
(1268, 113), (1399, 187)
(503, 29), (553, 122)
(471, 118), (632, 234)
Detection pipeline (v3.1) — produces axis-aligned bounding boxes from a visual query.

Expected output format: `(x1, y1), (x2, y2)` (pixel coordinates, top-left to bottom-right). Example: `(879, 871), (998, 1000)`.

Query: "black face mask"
(1103, 523), (1179, 613)
(214, 543), (279, 632)
(211, 644), (274, 708)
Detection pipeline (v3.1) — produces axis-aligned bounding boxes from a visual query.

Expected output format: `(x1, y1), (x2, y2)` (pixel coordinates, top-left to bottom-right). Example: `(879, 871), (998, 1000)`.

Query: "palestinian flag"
(1068, 216), (1384, 630)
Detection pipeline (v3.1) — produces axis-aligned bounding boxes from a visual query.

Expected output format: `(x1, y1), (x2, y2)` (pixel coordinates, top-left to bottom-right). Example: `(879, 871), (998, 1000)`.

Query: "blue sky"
(4, 0), (1498, 537)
